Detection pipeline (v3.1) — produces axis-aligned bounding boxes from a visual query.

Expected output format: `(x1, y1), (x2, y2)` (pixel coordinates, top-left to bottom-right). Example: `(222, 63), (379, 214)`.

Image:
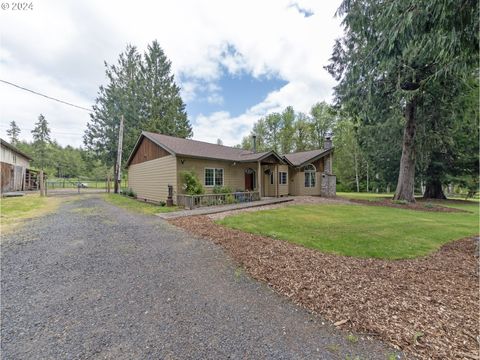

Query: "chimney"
(324, 136), (332, 150)
(252, 135), (257, 153)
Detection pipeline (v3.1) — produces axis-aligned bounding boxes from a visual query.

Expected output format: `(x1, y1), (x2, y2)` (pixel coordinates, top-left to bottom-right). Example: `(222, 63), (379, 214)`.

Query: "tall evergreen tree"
(31, 114), (51, 170)
(141, 40), (191, 138)
(6, 121), (21, 145)
(84, 41), (192, 167)
(327, 0), (479, 202)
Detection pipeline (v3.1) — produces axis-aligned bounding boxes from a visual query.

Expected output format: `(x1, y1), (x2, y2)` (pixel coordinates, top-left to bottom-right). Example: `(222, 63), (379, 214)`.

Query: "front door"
(244, 169), (255, 191)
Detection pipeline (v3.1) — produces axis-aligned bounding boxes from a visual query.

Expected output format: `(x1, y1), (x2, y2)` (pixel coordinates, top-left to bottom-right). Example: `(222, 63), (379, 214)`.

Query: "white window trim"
(204, 167), (224, 187)
(304, 164), (316, 188)
(279, 171), (288, 185)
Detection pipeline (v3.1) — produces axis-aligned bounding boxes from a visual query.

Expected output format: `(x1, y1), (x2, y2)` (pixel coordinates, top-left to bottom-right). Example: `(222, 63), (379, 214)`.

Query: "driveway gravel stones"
(1, 196), (397, 359)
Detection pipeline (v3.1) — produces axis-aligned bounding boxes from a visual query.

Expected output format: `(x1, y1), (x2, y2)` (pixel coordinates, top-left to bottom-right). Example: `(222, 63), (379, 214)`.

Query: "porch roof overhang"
(238, 150), (286, 164)
(283, 148), (334, 168)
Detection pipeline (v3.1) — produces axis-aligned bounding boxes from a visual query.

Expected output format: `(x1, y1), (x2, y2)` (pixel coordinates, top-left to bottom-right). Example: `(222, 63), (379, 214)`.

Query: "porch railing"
(177, 191), (260, 210)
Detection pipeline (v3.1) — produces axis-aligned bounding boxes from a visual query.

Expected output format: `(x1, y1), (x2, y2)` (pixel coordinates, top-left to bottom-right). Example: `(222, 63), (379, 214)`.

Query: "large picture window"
(279, 171), (287, 185)
(304, 164), (316, 188)
(205, 168), (224, 186)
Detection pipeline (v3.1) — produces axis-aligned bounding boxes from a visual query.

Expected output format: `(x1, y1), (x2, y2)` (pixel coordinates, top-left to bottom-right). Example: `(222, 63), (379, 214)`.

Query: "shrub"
(180, 171), (204, 195)
(225, 194), (236, 204)
(392, 199), (408, 205)
(127, 188), (136, 198)
(212, 185), (233, 194)
(158, 201), (166, 207)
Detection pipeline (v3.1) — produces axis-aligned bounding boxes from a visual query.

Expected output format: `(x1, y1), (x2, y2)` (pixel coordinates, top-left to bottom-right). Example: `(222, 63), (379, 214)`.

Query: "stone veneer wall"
(320, 173), (336, 197)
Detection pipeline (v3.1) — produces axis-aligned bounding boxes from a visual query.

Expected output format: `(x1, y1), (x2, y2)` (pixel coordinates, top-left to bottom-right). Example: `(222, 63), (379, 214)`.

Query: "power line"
(0, 79), (92, 113)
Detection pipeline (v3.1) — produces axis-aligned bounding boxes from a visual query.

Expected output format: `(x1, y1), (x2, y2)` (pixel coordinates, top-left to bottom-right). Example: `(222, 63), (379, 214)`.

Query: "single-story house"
(126, 131), (336, 204)
(0, 138), (38, 193)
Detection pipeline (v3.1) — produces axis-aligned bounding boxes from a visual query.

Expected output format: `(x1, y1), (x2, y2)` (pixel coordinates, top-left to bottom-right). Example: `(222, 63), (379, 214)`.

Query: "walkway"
(156, 197), (294, 219)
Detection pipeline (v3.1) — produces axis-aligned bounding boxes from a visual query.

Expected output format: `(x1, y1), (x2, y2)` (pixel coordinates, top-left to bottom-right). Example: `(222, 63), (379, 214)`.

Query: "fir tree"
(84, 41), (192, 167)
(6, 121), (20, 145)
(31, 114), (51, 170)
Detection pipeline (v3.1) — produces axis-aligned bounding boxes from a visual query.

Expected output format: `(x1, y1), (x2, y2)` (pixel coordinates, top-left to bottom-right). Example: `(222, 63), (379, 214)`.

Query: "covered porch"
(241, 151), (288, 198)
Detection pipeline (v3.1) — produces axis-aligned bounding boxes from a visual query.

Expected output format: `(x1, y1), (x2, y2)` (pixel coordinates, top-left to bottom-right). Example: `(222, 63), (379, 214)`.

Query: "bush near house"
(180, 171), (204, 195)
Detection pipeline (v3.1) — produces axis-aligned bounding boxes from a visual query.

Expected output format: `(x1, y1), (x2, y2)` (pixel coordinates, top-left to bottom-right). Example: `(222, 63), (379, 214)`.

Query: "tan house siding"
(176, 157), (258, 194)
(128, 155), (177, 203)
(263, 164), (289, 196)
(289, 165), (323, 196)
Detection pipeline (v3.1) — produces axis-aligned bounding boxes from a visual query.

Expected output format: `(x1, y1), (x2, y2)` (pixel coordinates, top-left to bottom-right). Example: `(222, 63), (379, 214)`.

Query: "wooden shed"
(0, 138), (35, 193)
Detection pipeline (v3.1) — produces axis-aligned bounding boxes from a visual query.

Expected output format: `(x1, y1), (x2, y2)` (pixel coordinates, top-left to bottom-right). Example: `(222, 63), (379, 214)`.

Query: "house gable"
(129, 136), (171, 166)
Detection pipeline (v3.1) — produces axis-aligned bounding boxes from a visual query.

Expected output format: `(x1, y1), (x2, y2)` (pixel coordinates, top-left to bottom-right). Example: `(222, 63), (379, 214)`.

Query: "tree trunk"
(423, 151), (447, 199)
(423, 179), (447, 199)
(354, 150), (360, 192)
(394, 98), (417, 203)
(366, 161), (369, 193)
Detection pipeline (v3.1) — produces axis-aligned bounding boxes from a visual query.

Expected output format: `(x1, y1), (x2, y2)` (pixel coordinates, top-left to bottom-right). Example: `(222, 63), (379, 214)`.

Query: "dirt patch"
(349, 198), (468, 212)
(170, 216), (480, 360)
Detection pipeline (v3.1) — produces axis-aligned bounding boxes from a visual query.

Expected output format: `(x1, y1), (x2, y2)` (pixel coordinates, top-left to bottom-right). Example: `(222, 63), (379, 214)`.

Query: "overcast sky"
(0, 0), (343, 147)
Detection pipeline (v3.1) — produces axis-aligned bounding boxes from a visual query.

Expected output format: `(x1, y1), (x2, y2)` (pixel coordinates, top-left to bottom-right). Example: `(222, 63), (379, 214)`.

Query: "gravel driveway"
(1, 196), (397, 359)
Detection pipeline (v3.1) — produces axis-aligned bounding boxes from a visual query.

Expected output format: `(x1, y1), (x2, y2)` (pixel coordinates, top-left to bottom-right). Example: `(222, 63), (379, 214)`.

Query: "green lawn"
(103, 194), (179, 214)
(217, 201), (479, 259)
(1, 194), (62, 234)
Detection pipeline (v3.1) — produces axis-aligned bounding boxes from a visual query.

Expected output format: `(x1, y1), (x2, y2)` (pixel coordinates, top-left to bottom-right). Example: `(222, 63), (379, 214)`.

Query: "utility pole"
(114, 115), (124, 194)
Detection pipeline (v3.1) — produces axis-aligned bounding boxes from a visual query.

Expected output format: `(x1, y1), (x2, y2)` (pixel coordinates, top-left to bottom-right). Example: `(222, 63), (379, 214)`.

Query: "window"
(304, 164), (316, 187)
(279, 171), (287, 185)
(204, 168), (223, 186)
(270, 172), (274, 185)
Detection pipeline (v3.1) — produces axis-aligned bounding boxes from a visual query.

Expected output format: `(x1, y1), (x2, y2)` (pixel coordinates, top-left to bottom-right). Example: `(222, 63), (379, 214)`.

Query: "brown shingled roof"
(127, 132), (329, 166)
(142, 131), (251, 160)
(282, 148), (332, 167)
(135, 132), (285, 163)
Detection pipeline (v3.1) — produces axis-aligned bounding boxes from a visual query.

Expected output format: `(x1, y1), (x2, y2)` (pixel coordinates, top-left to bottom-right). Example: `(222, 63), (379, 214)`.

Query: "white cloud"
(0, 0), (343, 147)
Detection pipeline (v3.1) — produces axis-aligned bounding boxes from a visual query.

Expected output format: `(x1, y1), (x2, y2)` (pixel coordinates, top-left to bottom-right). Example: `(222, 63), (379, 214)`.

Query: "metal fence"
(177, 191), (260, 210)
(45, 178), (128, 190)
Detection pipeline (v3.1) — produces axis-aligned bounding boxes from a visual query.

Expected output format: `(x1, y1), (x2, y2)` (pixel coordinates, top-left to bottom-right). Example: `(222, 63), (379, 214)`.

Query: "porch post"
(257, 161), (262, 198)
(275, 164), (279, 197)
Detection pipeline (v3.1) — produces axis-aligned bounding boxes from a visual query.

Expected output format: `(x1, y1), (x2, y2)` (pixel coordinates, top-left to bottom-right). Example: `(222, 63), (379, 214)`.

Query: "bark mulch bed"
(349, 198), (468, 212)
(170, 216), (479, 360)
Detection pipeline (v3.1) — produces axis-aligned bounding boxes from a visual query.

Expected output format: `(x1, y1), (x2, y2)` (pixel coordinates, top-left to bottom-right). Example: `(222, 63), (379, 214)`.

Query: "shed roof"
(0, 138), (32, 160)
